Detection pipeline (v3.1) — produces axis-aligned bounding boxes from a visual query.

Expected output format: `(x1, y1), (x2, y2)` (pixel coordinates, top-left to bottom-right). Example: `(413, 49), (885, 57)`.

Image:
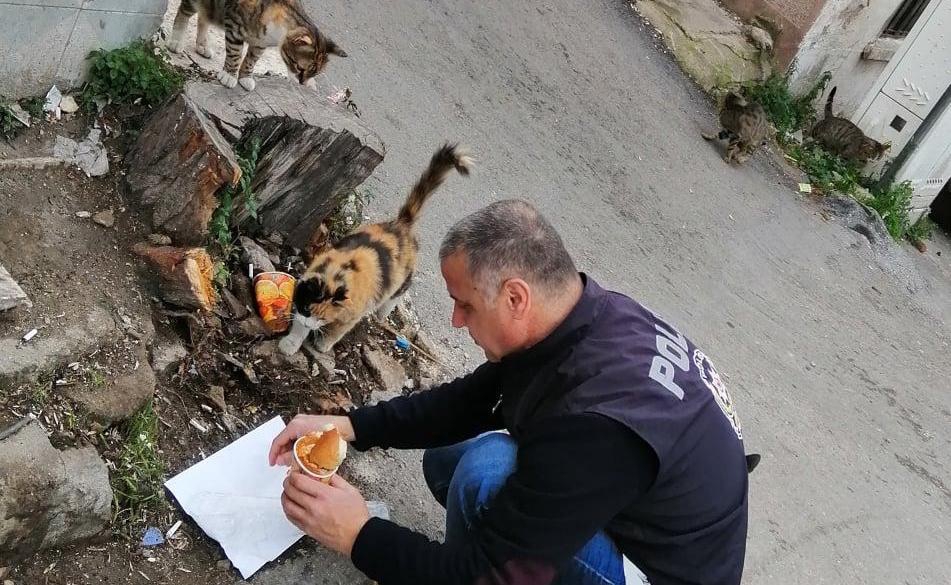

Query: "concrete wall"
(0, 0), (167, 99)
(787, 0), (903, 115)
(719, 0), (826, 68)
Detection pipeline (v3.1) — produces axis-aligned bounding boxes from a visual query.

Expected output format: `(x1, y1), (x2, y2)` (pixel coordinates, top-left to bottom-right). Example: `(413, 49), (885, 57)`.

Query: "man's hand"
(282, 471), (370, 556)
(269, 414), (355, 466)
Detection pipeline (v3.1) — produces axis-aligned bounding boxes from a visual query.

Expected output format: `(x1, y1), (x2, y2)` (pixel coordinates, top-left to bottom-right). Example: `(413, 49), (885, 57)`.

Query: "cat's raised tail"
(824, 86), (837, 118)
(397, 143), (473, 225)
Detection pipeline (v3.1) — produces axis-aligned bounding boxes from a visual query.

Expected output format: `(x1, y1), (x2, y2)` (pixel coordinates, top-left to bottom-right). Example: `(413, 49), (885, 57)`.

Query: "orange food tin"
(252, 271), (296, 333)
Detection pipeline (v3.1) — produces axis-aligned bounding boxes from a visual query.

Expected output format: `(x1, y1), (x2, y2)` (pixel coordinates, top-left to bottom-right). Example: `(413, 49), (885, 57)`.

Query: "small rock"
(65, 348), (156, 424)
(404, 378), (415, 390)
(368, 388), (401, 406)
(208, 385), (228, 412)
(59, 95), (79, 114)
(419, 376), (436, 391)
(312, 391), (354, 413)
(253, 340), (308, 373)
(743, 25), (774, 52)
(239, 315), (271, 338)
(150, 334), (187, 374)
(147, 233), (172, 246)
(362, 347), (406, 394)
(231, 272), (256, 312)
(92, 209), (115, 228)
(239, 236), (276, 274)
(0, 420), (111, 562)
(0, 567), (9, 579)
(4, 579), (12, 585)
(75, 210), (92, 219)
(221, 287), (249, 319)
(217, 559), (232, 571)
(304, 345), (336, 381)
(265, 232), (284, 247)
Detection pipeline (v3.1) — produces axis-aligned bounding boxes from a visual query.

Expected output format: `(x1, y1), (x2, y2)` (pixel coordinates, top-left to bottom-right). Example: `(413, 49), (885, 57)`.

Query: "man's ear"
(501, 278), (532, 319)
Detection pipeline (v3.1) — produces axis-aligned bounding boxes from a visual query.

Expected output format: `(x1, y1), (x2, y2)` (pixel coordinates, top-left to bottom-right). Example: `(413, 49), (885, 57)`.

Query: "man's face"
(441, 252), (524, 362)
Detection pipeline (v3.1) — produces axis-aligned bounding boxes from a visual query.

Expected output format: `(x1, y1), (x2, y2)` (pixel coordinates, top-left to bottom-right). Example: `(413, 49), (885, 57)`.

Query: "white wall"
(0, 0), (167, 99)
(788, 0), (903, 116)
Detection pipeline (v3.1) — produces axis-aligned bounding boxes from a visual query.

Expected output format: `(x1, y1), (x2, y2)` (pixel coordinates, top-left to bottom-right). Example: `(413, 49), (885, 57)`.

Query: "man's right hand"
(268, 414), (356, 467)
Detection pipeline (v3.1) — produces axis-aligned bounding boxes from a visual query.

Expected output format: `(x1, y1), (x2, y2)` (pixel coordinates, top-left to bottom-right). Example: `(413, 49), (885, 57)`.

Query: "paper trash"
(165, 416), (303, 578)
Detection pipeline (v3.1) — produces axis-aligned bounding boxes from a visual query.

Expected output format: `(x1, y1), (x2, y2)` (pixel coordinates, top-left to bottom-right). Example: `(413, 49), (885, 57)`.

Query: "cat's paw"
(216, 70), (238, 89)
(167, 37), (184, 54)
(238, 77), (256, 92)
(278, 335), (301, 356)
(314, 340), (335, 354)
(195, 44), (212, 59)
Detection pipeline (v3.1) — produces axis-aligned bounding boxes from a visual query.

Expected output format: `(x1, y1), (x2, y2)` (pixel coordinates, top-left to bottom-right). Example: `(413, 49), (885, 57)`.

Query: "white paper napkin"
(165, 416), (304, 578)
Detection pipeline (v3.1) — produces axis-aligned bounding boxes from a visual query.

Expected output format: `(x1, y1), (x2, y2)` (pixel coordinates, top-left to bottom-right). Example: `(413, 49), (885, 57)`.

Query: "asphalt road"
(257, 1), (951, 583)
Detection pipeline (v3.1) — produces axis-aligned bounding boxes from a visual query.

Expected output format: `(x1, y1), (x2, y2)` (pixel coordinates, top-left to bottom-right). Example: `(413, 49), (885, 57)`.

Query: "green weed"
(863, 180), (914, 241)
(82, 40), (183, 110)
(111, 401), (165, 525)
(0, 103), (23, 140)
(906, 215), (934, 245)
(742, 71), (831, 139)
(209, 136), (262, 253)
(786, 142), (866, 196)
(87, 369), (106, 388)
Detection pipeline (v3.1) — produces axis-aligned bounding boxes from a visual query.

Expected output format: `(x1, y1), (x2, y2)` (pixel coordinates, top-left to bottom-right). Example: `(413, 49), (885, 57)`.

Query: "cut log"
(125, 92), (240, 245)
(0, 264), (31, 311)
(127, 78), (385, 248)
(133, 244), (218, 311)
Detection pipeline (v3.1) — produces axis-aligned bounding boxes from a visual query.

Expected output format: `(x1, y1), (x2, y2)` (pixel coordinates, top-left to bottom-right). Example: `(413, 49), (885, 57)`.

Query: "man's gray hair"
(439, 199), (578, 298)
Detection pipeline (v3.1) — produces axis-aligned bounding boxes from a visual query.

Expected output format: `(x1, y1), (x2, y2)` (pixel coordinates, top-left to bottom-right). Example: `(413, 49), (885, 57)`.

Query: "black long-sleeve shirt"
(348, 274), (749, 585)
(348, 363), (659, 585)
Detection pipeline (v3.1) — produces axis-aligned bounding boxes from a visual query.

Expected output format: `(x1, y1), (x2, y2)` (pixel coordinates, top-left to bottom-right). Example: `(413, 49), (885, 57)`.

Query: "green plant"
(20, 96), (44, 119)
(209, 137), (262, 252)
(863, 180), (914, 240)
(87, 369), (106, 388)
(82, 40), (183, 110)
(743, 71), (831, 138)
(787, 142), (866, 196)
(0, 102), (24, 140)
(906, 215), (934, 245)
(112, 401), (165, 525)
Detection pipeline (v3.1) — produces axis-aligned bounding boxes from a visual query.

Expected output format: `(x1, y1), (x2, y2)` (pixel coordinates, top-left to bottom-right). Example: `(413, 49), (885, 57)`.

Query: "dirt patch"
(1, 104), (446, 585)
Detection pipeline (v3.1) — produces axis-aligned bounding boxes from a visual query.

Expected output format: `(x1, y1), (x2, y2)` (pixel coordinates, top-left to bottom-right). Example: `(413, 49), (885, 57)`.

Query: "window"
(881, 0), (931, 38)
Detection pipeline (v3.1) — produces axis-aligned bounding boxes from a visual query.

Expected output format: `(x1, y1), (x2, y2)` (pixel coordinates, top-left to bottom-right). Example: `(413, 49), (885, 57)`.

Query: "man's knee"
(448, 433), (517, 514)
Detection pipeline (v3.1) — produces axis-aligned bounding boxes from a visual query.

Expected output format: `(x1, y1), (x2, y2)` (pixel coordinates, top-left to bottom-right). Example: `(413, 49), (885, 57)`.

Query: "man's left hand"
(282, 471), (370, 556)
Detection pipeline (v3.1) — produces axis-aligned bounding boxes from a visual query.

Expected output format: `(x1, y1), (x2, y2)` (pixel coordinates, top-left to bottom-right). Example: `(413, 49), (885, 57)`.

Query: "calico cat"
(702, 92), (771, 164)
(810, 87), (888, 164)
(278, 144), (473, 355)
(167, 0), (347, 92)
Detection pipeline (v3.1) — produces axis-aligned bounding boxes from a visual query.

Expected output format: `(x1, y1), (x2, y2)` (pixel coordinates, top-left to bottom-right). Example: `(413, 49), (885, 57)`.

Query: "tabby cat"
(278, 144), (473, 355)
(810, 87), (889, 164)
(702, 92), (771, 164)
(167, 0), (347, 92)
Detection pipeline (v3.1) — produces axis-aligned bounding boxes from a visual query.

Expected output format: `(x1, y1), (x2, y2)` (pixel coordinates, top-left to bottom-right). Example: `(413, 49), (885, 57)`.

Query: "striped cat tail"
(397, 143), (472, 225)
(825, 86), (837, 118)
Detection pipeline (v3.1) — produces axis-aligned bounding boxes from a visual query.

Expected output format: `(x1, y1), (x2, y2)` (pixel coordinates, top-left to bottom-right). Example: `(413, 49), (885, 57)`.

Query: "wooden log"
(126, 92), (240, 245)
(132, 244), (217, 311)
(127, 79), (385, 248)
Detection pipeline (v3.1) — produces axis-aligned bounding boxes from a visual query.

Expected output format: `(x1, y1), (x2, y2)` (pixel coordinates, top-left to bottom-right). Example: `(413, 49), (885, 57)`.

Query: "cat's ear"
(325, 38), (348, 58)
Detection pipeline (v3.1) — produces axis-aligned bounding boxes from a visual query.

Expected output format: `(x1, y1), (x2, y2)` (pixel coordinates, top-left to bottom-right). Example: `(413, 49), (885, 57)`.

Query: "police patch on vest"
(693, 349), (742, 439)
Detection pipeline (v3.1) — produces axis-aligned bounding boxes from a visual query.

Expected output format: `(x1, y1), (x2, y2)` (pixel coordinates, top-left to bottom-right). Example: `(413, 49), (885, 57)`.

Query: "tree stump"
(126, 79), (385, 247)
(132, 244), (217, 310)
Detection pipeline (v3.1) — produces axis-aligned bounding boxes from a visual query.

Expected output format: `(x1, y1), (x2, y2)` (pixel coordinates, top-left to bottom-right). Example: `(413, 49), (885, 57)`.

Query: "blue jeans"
(422, 432), (626, 585)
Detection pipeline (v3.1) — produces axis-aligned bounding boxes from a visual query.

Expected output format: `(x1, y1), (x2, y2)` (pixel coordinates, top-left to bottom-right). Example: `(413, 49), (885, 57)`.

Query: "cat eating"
(167, 0), (347, 92)
(702, 92), (772, 164)
(809, 87), (889, 164)
(279, 144), (473, 356)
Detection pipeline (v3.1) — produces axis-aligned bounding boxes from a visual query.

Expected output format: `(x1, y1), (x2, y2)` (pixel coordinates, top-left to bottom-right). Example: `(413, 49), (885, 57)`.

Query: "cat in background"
(810, 87), (889, 164)
(167, 0), (347, 92)
(702, 92), (772, 164)
(279, 144), (473, 356)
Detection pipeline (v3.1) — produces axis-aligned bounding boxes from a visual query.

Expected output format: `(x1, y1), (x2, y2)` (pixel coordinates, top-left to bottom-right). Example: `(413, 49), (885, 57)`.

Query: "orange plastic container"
(252, 271), (296, 333)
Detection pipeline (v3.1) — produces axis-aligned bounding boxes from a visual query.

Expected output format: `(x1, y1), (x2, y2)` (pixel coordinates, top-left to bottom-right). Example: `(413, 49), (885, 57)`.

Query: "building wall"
(0, 0), (167, 99)
(787, 0), (904, 115)
(719, 0), (826, 68)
